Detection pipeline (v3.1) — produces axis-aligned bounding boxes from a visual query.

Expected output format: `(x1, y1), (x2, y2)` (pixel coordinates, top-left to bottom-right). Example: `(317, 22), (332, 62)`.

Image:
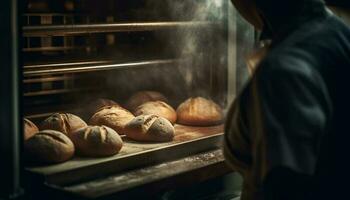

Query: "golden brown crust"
(24, 118), (39, 140)
(25, 130), (75, 164)
(27, 1), (49, 12)
(176, 97), (223, 126)
(89, 106), (135, 135)
(125, 114), (174, 142)
(71, 126), (123, 157)
(134, 101), (177, 124)
(125, 91), (168, 112)
(87, 98), (120, 117)
(41, 113), (87, 138)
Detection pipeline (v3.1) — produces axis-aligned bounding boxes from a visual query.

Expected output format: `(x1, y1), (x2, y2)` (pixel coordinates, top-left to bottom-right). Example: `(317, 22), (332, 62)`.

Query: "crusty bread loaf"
(134, 101), (177, 124)
(126, 91), (168, 112)
(27, 1), (49, 12)
(176, 97), (223, 126)
(24, 118), (39, 140)
(25, 130), (74, 164)
(87, 98), (120, 117)
(125, 114), (174, 142)
(71, 126), (123, 157)
(89, 106), (135, 135)
(41, 113), (87, 138)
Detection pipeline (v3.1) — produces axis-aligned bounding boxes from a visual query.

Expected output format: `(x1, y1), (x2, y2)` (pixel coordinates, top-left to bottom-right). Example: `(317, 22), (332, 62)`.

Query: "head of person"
(231, 0), (326, 36)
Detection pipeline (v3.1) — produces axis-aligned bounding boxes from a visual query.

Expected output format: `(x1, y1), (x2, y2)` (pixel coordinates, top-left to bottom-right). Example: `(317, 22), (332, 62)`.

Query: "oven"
(1, 0), (256, 199)
(2, 0), (349, 199)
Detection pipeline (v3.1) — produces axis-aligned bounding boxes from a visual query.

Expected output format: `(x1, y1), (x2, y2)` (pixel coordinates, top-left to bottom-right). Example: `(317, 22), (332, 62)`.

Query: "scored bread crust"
(125, 114), (174, 142)
(176, 97), (223, 126)
(41, 113), (87, 138)
(87, 98), (120, 116)
(134, 101), (177, 124)
(24, 118), (39, 140)
(89, 106), (135, 135)
(125, 91), (168, 112)
(25, 130), (75, 164)
(71, 125), (123, 157)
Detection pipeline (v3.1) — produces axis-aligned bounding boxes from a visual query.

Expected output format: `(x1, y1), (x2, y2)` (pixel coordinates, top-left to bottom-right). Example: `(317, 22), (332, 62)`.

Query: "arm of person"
(223, 79), (254, 177)
(224, 51), (331, 199)
(256, 55), (331, 200)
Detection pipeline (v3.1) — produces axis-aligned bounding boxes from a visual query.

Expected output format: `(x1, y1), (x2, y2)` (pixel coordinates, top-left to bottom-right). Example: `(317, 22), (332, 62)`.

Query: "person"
(223, 0), (350, 199)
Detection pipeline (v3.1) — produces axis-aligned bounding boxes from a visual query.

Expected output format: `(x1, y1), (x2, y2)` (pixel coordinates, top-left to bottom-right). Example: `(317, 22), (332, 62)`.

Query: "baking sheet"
(26, 124), (224, 185)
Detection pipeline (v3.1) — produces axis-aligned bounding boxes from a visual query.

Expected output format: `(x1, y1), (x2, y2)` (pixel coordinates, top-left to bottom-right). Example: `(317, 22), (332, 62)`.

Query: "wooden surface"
(26, 124), (224, 178)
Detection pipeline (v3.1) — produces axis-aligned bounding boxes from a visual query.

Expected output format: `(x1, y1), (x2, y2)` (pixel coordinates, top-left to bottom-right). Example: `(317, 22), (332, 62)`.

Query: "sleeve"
(223, 82), (253, 177)
(255, 57), (331, 177)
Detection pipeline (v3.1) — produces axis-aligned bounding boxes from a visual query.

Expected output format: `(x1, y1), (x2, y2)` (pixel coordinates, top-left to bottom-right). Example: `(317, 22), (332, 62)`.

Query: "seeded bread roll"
(126, 91), (168, 112)
(41, 113), (87, 138)
(24, 118), (39, 140)
(71, 126), (123, 157)
(89, 106), (135, 135)
(134, 101), (177, 124)
(125, 114), (174, 142)
(25, 130), (74, 164)
(176, 97), (223, 126)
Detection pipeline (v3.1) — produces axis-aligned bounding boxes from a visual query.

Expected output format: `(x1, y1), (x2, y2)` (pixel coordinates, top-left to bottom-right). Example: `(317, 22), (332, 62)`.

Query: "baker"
(223, 0), (350, 199)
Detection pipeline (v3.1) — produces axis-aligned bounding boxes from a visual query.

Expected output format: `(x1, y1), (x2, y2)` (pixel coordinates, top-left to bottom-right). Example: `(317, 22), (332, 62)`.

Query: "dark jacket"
(223, 1), (350, 199)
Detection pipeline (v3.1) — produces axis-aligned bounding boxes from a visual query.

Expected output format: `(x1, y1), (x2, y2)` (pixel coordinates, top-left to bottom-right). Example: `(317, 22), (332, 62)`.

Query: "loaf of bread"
(41, 113), (87, 138)
(125, 114), (174, 142)
(176, 97), (223, 126)
(134, 101), (177, 124)
(87, 98), (119, 117)
(27, 1), (49, 12)
(89, 106), (135, 135)
(25, 130), (75, 164)
(126, 91), (168, 112)
(71, 126), (123, 157)
(24, 118), (39, 140)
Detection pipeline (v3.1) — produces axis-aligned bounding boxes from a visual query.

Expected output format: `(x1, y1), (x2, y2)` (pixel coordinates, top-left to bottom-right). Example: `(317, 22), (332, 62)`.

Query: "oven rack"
(23, 46), (85, 52)
(24, 58), (185, 77)
(23, 75), (74, 83)
(23, 21), (218, 37)
(24, 86), (103, 97)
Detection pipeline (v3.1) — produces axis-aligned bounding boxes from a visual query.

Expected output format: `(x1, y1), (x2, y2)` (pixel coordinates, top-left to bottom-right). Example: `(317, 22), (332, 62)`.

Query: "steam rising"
(161, 0), (227, 102)
(105, 0), (230, 107)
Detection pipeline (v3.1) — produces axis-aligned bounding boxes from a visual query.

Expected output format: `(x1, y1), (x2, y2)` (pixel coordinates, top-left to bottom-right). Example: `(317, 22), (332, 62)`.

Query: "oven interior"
(22, 0), (253, 190)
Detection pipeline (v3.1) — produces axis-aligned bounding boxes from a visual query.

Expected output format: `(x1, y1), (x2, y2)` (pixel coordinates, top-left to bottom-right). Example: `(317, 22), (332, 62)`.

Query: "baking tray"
(25, 124), (224, 186)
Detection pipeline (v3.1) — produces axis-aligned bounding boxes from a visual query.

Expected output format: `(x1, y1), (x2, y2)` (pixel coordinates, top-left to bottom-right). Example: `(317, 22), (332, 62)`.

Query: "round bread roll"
(27, 1), (49, 12)
(64, 1), (75, 11)
(126, 91), (168, 112)
(24, 118), (39, 140)
(134, 101), (177, 124)
(87, 98), (119, 116)
(125, 115), (175, 142)
(89, 106), (135, 135)
(176, 97), (223, 126)
(41, 113), (87, 138)
(71, 126), (123, 157)
(25, 130), (74, 164)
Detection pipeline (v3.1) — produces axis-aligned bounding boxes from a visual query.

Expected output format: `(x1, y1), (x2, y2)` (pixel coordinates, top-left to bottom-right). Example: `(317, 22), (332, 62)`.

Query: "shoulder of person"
(256, 47), (317, 80)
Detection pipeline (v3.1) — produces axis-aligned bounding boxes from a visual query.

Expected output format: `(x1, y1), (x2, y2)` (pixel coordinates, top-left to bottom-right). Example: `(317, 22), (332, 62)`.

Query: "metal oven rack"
(22, 17), (225, 121)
